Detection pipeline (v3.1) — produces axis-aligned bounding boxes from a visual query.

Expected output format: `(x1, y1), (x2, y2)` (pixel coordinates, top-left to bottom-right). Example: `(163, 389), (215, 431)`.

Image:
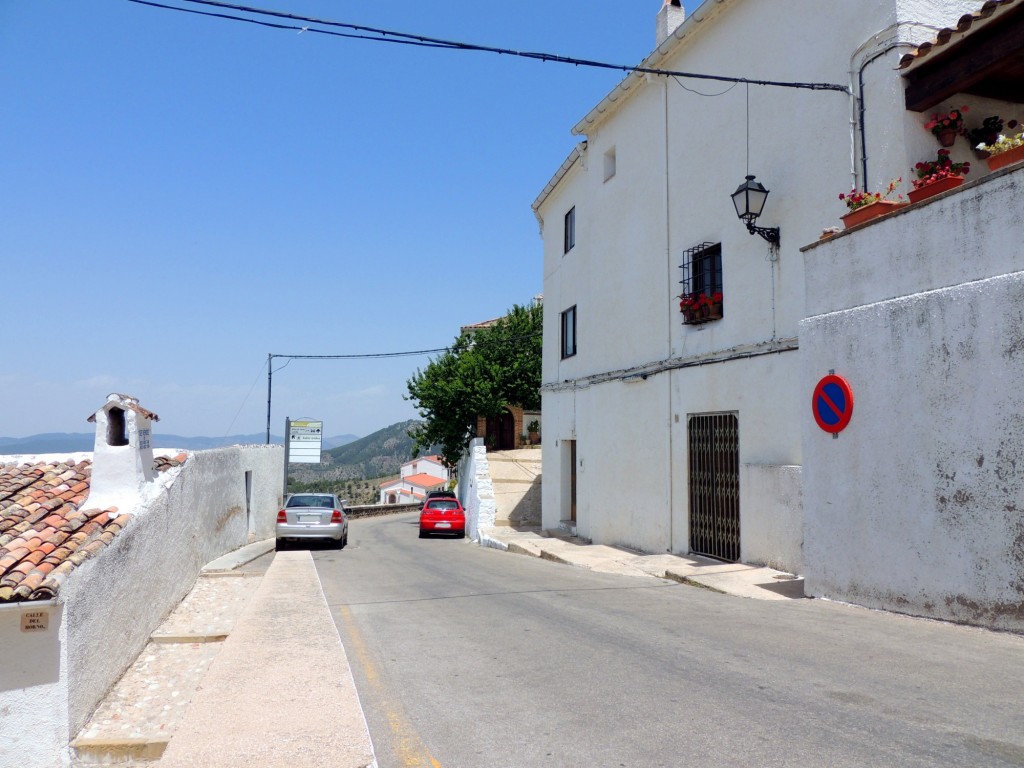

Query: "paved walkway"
(479, 526), (806, 600)
(71, 547), (376, 768)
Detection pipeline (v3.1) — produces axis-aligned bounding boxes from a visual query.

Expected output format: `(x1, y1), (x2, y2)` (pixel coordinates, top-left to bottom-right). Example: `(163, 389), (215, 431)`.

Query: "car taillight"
(331, 510), (343, 523)
(277, 510), (287, 523)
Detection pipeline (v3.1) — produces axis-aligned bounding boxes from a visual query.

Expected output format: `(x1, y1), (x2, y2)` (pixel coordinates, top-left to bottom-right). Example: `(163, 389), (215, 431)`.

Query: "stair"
(71, 573), (261, 765)
(486, 448), (542, 526)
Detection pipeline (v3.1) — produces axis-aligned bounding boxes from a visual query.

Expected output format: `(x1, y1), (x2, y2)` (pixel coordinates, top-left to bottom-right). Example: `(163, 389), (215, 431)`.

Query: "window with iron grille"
(679, 242), (723, 325)
(561, 305), (577, 359)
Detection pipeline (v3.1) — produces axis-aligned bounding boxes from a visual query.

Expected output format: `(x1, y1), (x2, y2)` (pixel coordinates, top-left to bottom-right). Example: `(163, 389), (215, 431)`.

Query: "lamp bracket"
(745, 222), (780, 245)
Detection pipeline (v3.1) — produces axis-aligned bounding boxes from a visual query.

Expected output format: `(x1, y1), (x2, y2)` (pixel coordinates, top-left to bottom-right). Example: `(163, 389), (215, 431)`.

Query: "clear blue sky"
(1, 0), (696, 440)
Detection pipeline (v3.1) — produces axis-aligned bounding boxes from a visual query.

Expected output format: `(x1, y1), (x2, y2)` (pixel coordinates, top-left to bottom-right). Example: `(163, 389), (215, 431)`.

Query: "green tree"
(406, 303), (542, 466)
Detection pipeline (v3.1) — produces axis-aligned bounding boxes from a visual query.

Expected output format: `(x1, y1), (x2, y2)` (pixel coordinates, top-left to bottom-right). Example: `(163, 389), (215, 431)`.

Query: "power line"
(126, 0), (850, 94)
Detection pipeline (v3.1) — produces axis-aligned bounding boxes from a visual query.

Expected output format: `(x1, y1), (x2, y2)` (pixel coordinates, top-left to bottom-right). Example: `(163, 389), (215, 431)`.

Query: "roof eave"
(531, 142), (586, 222)
(571, 0), (736, 137)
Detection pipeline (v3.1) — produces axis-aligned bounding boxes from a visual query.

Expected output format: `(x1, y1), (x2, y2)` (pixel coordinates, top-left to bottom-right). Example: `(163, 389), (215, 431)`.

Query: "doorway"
(688, 413), (740, 562)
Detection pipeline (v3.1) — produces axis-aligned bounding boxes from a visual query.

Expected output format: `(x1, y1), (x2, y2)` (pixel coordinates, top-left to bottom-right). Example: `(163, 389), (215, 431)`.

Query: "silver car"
(276, 493), (349, 548)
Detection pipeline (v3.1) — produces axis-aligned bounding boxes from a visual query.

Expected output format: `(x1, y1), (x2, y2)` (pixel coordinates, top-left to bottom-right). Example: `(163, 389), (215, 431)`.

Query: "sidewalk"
(479, 526), (805, 600)
(71, 548), (377, 768)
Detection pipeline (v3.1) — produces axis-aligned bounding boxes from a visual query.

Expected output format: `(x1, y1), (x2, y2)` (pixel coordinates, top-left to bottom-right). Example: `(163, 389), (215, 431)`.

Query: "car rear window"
(287, 495), (334, 508)
(428, 500), (460, 511)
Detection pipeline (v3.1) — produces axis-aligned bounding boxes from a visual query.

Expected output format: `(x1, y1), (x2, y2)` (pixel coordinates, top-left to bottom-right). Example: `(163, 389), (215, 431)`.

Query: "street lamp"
(731, 174), (780, 245)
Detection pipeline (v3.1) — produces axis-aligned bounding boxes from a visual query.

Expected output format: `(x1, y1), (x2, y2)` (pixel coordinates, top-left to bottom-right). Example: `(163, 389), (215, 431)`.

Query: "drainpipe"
(663, 75), (675, 553)
(852, 30), (927, 186)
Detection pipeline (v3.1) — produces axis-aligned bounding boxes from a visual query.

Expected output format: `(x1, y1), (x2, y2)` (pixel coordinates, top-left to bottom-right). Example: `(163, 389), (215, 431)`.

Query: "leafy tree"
(406, 303), (542, 466)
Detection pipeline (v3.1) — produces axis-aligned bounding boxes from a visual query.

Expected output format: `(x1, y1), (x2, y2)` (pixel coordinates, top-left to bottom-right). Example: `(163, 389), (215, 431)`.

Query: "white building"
(534, 0), (997, 582)
(379, 455), (450, 504)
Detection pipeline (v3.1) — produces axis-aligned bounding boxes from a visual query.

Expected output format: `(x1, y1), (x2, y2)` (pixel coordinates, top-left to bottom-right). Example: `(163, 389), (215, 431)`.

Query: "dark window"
(564, 207), (576, 254)
(679, 242), (724, 325)
(106, 407), (129, 447)
(561, 306), (577, 358)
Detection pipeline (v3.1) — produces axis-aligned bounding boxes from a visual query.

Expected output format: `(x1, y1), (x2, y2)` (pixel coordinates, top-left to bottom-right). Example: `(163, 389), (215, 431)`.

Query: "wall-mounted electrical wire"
(126, 0), (850, 94)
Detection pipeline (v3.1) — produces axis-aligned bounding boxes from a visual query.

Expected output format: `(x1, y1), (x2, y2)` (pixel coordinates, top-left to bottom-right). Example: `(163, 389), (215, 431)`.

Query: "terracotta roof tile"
(898, 0), (1022, 70)
(0, 460), (129, 603)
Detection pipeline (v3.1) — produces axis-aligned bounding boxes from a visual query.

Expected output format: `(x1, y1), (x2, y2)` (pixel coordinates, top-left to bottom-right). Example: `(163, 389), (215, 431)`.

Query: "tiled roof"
(154, 452), (189, 472)
(86, 392), (160, 423)
(898, 0), (1022, 70)
(402, 473), (447, 489)
(0, 460), (129, 602)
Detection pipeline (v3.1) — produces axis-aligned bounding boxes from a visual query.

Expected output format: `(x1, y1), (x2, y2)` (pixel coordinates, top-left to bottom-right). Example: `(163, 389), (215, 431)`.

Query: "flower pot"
(907, 175), (965, 204)
(841, 200), (908, 229)
(986, 143), (1024, 171)
(704, 302), (723, 321)
(973, 147), (991, 160)
(936, 129), (958, 147)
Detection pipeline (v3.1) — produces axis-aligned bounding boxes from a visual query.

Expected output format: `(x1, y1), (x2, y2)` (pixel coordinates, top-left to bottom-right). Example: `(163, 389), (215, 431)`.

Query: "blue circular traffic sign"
(812, 374), (854, 433)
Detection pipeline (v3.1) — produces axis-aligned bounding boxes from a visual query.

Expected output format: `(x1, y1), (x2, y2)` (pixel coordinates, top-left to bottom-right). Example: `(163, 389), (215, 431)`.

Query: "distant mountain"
(288, 420), (425, 482)
(0, 432), (360, 455)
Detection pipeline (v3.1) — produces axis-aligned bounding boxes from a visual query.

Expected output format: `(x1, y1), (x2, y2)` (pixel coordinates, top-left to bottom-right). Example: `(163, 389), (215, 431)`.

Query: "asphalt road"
(314, 512), (1024, 768)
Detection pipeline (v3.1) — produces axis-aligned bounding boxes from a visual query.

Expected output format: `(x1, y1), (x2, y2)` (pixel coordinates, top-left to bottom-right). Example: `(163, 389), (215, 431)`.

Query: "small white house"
(379, 456), (450, 504)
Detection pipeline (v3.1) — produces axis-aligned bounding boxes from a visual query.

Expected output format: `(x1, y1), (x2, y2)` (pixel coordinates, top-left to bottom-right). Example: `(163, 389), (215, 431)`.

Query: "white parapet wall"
(61, 444), (283, 740)
(457, 439), (497, 543)
(801, 168), (1024, 631)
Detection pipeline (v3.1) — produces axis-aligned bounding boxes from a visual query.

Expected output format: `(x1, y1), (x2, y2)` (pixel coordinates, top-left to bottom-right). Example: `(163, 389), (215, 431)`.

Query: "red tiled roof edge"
(898, 0), (1021, 70)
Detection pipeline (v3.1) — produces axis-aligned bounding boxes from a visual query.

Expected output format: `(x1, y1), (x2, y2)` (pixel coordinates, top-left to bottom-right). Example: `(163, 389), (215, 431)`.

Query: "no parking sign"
(812, 374), (854, 434)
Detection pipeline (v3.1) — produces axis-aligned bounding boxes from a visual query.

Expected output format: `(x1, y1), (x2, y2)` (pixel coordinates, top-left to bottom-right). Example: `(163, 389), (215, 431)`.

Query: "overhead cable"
(126, 0), (850, 93)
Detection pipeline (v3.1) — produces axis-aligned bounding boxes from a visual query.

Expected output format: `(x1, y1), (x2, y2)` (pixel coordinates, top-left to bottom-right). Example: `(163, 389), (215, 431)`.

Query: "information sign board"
(288, 419), (323, 464)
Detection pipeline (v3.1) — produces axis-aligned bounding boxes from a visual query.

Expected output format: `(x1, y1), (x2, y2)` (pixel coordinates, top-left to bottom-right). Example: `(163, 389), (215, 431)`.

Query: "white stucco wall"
(58, 444), (282, 739)
(536, 0), (985, 573)
(801, 167), (1024, 631)
(740, 464), (803, 573)
(457, 439), (496, 542)
(0, 602), (67, 768)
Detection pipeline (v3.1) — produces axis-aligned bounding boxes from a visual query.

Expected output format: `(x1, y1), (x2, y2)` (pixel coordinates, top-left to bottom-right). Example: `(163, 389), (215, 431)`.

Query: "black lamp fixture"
(731, 175), (780, 245)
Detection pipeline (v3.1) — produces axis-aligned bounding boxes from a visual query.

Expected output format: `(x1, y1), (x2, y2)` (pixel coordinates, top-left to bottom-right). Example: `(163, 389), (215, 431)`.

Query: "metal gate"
(688, 413), (740, 562)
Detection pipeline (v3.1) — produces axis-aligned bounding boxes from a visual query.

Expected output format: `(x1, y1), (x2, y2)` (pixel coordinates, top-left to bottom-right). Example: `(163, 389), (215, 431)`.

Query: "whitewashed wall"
(0, 603), (67, 768)
(801, 168), (1024, 631)
(537, 0), (978, 569)
(457, 439), (496, 542)
(61, 445), (283, 739)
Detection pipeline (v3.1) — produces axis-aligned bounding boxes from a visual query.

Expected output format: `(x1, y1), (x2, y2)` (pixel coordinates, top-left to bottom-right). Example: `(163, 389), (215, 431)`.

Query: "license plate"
(298, 515), (318, 523)
(434, 522), (451, 529)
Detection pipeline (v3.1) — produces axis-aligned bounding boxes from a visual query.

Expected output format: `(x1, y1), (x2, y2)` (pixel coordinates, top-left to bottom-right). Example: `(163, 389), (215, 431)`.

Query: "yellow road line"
(337, 603), (442, 768)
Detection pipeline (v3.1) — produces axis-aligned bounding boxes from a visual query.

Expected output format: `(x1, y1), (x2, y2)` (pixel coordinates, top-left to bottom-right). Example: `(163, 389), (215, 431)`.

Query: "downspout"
(852, 34), (925, 186)
(663, 75), (675, 553)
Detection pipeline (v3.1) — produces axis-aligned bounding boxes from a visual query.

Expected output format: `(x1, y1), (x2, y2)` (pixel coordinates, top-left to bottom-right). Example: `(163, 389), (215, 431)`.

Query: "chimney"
(85, 393), (159, 509)
(656, 0), (685, 46)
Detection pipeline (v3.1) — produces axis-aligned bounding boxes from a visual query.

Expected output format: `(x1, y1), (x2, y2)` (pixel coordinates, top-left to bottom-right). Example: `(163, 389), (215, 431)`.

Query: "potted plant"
(977, 126), (1024, 172)
(966, 115), (1018, 158)
(679, 292), (723, 324)
(908, 149), (970, 203)
(925, 105), (968, 147)
(527, 420), (540, 444)
(838, 178), (906, 228)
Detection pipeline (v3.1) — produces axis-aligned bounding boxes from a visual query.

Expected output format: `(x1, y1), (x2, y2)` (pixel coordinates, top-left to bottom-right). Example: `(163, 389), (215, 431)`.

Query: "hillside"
(288, 420), (425, 484)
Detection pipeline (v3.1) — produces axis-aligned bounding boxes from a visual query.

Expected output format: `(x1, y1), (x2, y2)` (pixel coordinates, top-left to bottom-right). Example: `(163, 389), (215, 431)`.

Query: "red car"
(419, 497), (466, 538)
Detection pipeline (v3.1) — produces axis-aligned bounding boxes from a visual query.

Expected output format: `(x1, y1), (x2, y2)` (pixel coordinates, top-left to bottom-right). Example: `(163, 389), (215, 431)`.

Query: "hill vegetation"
(287, 420), (426, 503)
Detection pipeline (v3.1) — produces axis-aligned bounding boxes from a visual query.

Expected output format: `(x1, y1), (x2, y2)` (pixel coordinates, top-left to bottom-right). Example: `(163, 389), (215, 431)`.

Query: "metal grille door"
(688, 413), (740, 562)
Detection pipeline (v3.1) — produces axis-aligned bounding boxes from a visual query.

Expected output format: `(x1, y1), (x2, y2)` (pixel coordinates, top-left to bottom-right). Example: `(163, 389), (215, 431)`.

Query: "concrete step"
(71, 573), (262, 764)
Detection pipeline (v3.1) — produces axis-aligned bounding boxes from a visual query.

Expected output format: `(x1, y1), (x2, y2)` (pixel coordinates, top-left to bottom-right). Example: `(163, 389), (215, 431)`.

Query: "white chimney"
(85, 393), (159, 509)
(657, 0), (685, 46)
